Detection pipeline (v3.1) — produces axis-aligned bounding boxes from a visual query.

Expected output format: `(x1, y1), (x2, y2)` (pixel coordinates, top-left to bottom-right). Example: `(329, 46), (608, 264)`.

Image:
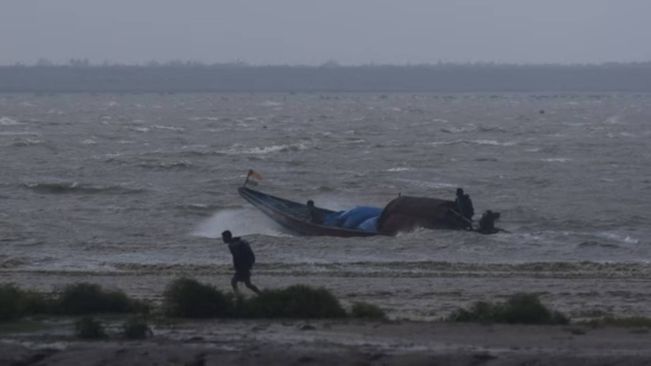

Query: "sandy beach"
(3, 319), (651, 365)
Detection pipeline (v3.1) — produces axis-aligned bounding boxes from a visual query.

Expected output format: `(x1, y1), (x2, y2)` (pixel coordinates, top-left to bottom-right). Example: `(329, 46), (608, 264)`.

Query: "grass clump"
(350, 302), (387, 320)
(0, 284), (25, 321)
(74, 317), (106, 339)
(0, 284), (51, 321)
(163, 278), (232, 318)
(243, 285), (346, 318)
(448, 293), (568, 325)
(122, 316), (153, 339)
(58, 283), (140, 315)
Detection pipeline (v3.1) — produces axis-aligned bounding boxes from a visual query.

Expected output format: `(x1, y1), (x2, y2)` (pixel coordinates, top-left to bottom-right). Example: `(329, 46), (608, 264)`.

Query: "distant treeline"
(2, 62), (651, 93)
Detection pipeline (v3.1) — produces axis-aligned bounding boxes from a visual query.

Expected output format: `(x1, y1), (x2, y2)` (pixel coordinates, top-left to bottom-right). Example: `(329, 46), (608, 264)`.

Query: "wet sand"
(3, 320), (651, 365)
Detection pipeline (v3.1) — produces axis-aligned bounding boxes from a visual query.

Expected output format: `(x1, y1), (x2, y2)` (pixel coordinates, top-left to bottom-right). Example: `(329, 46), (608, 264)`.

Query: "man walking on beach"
(222, 230), (261, 295)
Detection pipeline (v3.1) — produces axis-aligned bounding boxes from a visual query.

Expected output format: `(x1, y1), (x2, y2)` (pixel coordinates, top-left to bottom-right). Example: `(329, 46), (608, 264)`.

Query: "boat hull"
(238, 186), (381, 237)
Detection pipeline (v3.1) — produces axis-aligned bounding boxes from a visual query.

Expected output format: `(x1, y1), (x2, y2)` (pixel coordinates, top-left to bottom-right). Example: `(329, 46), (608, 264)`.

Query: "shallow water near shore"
(1, 92), (650, 319)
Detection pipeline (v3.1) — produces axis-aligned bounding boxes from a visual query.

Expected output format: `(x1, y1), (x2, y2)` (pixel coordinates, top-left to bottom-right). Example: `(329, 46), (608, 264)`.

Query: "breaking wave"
(541, 158), (571, 163)
(191, 208), (287, 238)
(0, 116), (21, 125)
(386, 167), (411, 172)
(152, 124), (185, 132)
(219, 142), (310, 155)
(136, 160), (193, 170)
(8, 138), (43, 147)
(21, 181), (146, 195)
(429, 139), (517, 146)
(189, 116), (221, 121)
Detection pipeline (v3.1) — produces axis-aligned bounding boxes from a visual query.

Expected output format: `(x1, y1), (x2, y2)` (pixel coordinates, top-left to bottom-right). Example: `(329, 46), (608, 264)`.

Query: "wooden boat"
(238, 170), (503, 236)
(238, 186), (382, 237)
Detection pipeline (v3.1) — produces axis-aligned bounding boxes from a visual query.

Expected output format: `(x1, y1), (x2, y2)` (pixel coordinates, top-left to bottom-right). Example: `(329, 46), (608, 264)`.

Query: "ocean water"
(1, 93), (650, 319)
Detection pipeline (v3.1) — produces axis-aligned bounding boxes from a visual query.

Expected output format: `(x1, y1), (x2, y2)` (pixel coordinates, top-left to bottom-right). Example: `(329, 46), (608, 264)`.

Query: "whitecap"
(0, 116), (21, 126)
(10, 138), (42, 147)
(597, 232), (640, 244)
(261, 100), (282, 107)
(471, 139), (517, 146)
(541, 158), (571, 163)
(395, 178), (455, 189)
(152, 124), (185, 132)
(189, 116), (221, 121)
(131, 127), (150, 133)
(0, 131), (38, 136)
(429, 139), (461, 146)
(81, 139), (97, 145)
(220, 142), (309, 155)
(429, 139), (517, 147)
(387, 167), (411, 172)
(440, 127), (468, 134)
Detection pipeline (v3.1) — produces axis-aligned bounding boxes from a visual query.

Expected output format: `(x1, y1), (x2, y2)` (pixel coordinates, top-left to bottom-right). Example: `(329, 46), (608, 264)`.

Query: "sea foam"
(191, 208), (286, 238)
(0, 116), (21, 125)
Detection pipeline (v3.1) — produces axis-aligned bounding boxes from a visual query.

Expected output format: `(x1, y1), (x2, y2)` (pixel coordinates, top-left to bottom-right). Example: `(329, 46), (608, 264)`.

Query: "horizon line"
(3, 59), (651, 68)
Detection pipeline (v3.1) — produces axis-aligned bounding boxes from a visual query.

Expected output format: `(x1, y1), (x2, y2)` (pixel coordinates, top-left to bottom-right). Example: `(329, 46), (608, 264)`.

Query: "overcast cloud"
(1, 0), (650, 65)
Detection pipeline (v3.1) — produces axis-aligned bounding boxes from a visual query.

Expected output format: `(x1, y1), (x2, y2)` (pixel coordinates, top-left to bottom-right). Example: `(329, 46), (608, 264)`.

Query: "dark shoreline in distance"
(2, 63), (651, 93)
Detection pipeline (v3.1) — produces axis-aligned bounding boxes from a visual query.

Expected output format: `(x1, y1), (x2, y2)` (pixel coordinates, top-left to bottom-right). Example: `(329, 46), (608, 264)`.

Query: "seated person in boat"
(306, 200), (325, 224)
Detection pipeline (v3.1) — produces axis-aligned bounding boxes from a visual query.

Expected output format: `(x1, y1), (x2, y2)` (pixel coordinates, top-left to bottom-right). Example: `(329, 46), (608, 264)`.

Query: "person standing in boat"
(454, 188), (474, 229)
(222, 230), (261, 295)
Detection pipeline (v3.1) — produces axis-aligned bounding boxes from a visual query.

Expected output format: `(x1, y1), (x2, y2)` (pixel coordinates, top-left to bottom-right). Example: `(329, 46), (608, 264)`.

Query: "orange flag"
(248, 169), (263, 181)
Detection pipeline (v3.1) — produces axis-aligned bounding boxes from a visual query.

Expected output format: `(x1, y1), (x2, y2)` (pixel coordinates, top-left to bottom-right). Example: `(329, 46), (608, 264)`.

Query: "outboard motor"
(478, 210), (501, 234)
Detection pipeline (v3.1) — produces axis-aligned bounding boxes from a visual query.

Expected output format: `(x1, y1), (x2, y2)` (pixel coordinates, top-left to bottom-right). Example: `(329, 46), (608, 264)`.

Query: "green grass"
(163, 278), (233, 318)
(0, 319), (50, 334)
(74, 317), (107, 339)
(122, 316), (153, 339)
(242, 285), (346, 319)
(350, 302), (387, 320)
(448, 293), (569, 325)
(0, 284), (52, 321)
(3, 280), (385, 322)
(57, 283), (145, 315)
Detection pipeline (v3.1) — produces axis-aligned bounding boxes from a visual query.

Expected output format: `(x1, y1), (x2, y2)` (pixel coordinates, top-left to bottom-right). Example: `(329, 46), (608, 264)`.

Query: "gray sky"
(1, 0), (650, 65)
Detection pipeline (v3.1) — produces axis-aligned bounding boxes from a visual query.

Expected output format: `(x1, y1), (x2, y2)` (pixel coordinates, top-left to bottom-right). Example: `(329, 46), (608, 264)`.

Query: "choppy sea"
(1, 93), (650, 319)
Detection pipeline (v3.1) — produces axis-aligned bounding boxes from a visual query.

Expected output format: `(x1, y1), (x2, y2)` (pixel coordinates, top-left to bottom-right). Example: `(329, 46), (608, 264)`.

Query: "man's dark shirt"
(228, 238), (255, 273)
(462, 194), (474, 219)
